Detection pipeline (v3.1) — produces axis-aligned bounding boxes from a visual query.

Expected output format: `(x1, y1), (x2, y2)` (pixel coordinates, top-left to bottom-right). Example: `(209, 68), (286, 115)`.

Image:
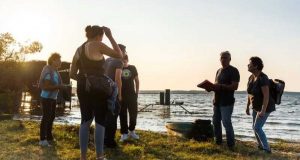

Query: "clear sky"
(1, 0), (299, 91)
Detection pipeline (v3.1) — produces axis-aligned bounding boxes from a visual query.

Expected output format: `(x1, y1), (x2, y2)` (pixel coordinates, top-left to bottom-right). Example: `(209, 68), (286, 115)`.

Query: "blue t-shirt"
(40, 71), (60, 100)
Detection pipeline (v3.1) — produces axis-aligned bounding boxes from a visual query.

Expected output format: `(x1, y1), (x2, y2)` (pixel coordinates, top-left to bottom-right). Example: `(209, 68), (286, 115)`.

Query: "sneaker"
(119, 134), (129, 142)
(129, 130), (139, 140)
(39, 140), (51, 147)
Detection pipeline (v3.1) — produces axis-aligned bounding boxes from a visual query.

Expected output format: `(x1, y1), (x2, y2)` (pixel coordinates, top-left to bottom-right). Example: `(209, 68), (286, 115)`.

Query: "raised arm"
(100, 27), (123, 59)
(98, 42), (122, 59)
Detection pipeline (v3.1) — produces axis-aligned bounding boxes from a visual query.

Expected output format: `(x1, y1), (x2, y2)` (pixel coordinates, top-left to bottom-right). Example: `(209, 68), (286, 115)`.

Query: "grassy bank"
(0, 120), (299, 160)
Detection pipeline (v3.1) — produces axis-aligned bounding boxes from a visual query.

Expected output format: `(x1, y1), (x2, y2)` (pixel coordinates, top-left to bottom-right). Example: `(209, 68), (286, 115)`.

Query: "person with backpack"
(38, 53), (64, 147)
(246, 56), (275, 154)
(69, 25), (123, 160)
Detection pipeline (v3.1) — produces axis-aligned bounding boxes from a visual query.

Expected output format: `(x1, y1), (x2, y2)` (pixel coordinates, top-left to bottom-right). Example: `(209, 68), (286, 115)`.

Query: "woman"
(246, 56), (275, 153)
(39, 53), (63, 147)
(70, 25), (122, 160)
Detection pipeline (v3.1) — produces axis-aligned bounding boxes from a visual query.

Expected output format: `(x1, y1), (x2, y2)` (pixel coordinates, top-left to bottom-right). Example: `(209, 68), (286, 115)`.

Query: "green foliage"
(0, 32), (42, 62)
(0, 61), (24, 92)
(0, 91), (21, 114)
(0, 32), (42, 113)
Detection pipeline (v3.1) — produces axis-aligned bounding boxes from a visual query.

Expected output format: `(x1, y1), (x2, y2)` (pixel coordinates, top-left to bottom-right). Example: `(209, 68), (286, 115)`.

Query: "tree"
(0, 33), (43, 114)
(0, 32), (42, 62)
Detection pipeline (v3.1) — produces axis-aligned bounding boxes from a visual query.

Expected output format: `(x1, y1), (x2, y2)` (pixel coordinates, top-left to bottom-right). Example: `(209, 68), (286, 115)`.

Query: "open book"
(197, 80), (215, 91)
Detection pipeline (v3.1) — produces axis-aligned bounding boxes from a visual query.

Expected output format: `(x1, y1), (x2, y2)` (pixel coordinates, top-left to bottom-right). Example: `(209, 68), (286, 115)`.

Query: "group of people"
(37, 25), (275, 159)
(208, 51), (275, 154)
(38, 25), (140, 160)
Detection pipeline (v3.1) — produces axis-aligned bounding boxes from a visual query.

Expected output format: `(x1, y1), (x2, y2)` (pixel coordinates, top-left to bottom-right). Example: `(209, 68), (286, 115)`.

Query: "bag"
(269, 79), (285, 105)
(191, 119), (214, 141)
(85, 74), (114, 96)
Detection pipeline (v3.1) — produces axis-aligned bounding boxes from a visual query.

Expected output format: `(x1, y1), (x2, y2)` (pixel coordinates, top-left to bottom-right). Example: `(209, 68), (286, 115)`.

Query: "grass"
(0, 119), (299, 160)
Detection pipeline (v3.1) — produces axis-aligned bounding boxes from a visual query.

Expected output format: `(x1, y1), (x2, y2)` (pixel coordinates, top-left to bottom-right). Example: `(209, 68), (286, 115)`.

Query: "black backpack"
(269, 79), (285, 105)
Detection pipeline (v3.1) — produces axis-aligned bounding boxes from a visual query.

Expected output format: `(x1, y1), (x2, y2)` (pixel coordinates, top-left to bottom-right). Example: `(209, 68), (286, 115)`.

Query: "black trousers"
(77, 78), (108, 126)
(119, 98), (138, 134)
(40, 98), (56, 141)
(104, 100), (121, 143)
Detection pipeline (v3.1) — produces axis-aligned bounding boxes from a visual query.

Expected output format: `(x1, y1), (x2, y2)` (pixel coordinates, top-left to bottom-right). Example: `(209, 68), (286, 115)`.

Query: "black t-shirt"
(247, 72), (275, 113)
(121, 65), (138, 100)
(213, 65), (240, 106)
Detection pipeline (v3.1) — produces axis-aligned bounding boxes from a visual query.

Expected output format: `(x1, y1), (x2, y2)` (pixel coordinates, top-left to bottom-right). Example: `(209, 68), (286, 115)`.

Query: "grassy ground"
(0, 119), (299, 160)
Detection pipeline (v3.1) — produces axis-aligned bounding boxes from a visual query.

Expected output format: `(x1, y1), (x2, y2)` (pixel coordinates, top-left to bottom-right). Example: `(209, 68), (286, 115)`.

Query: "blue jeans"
(252, 110), (271, 151)
(213, 105), (235, 147)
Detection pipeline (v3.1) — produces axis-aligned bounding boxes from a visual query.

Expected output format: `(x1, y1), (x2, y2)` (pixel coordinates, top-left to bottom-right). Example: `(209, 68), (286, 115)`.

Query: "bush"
(0, 61), (23, 93)
(0, 91), (21, 114)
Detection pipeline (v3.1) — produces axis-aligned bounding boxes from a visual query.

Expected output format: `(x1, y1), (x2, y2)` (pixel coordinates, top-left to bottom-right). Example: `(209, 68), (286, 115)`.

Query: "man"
(119, 52), (140, 142)
(103, 44), (125, 148)
(209, 51), (240, 149)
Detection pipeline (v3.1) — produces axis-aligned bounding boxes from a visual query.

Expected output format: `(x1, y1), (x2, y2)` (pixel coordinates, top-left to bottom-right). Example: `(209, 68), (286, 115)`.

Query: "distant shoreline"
(71, 88), (300, 95)
(138, 90), (300, 94)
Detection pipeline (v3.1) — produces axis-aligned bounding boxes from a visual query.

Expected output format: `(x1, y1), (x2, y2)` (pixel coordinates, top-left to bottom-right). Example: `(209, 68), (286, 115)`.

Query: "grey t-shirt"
(213, 65), (240, 106)
(103, 58), (123, 82)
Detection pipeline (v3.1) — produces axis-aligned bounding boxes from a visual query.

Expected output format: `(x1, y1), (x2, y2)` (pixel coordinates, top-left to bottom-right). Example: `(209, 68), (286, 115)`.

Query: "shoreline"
(1, 119), (300, 159)
(12, 115), (300, 144)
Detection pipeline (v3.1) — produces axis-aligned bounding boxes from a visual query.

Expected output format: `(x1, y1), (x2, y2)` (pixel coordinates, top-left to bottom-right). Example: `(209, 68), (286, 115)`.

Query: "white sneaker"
(119, 134), (129, 142)
(39, 140), (51, 147)
(129, 130), (139, 140)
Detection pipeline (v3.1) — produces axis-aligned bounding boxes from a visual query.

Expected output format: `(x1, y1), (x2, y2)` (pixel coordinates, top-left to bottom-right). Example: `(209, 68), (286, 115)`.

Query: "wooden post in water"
(160, 92), (165, 105)
(165, 89), (170, 105)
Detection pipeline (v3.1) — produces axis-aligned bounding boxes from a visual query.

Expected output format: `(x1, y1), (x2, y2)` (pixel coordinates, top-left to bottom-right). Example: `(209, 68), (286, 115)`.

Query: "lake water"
(15, 92), (300, 142)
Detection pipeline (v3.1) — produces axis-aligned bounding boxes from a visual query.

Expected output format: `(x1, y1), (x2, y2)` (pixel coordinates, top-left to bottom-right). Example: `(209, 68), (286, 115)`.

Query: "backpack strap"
(78, 42), (89, 78)
(78, 42), (93, 92)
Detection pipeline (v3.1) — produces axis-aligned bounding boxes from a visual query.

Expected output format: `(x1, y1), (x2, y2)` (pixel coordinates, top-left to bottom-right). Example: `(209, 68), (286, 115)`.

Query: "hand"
(246, 107), (250, 115)
(118, 94), (122, 101)
(205, 88), (212, 92)
(214, 84), (222, 91)
(57, 84), (65, 90)
(258, 111), (265, 117)
(102, 26), (112, 38)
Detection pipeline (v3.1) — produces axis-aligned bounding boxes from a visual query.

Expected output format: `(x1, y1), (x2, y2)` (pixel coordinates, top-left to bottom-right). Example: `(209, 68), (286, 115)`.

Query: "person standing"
(208, 51), (240, 149)
(103, 44), (125, 148)
(70, 25), (123, 160)
(119, 50), (140, 142)
(246, 56), (275, 153)
(39, 53), (63, 147)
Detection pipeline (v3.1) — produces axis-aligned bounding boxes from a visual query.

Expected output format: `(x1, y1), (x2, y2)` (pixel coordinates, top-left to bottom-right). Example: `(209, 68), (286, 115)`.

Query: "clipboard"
(197, 80), (215, 91)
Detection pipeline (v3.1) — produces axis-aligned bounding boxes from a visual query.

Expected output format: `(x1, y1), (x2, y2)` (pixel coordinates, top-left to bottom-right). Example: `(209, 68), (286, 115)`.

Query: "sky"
(0, 0), (300, 91)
